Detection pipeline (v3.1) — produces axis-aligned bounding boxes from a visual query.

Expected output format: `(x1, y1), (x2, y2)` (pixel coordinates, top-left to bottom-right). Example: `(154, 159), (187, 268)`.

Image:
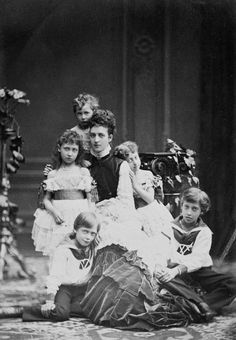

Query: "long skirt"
(80, 244), (205, 331)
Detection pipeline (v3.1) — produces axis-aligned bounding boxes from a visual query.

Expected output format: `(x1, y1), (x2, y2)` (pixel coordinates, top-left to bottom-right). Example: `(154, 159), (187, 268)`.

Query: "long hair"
(114, 141), (138, 160)
(51, 129), (84, 169)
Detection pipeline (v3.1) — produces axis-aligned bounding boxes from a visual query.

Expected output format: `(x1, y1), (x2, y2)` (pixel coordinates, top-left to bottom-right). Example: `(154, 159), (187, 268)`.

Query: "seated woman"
(79, 148), (216, 330)
(80, 117), (211, 330)
(87, 111), (169, 270)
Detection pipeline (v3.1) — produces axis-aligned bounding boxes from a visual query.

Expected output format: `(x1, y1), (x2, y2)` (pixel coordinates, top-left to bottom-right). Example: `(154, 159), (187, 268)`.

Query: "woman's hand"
(41, 300), (55, 318)
(43, 164), (53, 177)
(129, 170), (139, 191)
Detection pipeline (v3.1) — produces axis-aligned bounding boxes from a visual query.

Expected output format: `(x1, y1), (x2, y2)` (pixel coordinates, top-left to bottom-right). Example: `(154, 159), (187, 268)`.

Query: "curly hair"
(114, 141), (139, 160)
(51, 129), (84, 169)
(72, 93), (99, 113)
(89, 109), (116, 135)
(180, 187), (211, 214)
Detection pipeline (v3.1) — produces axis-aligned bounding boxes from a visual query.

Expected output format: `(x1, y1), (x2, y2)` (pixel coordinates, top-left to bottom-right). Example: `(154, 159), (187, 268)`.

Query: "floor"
(0, 233), (236, 340)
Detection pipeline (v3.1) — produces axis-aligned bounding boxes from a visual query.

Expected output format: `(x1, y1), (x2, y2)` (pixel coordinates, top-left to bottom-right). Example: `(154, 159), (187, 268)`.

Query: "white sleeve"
(96, 161), (134, 208)
(116, 161), (135, 208)
(46, 247), (68, 295)
(47, 170), (57, 179)
(170, 227), (213, 272)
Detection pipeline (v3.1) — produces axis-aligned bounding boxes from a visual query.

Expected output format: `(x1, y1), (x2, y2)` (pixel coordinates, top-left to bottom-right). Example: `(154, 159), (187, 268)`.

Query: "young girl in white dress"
(114, 141), (173, 264)
(32, 130), (93, 256)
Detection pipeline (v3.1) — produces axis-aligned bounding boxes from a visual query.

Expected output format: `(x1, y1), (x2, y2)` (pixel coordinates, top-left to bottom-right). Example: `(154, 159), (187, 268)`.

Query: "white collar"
(90, 145), (111, 159)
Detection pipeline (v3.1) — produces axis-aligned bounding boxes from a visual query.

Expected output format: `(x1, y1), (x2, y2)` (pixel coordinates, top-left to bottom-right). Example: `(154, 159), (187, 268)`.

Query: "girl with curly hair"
(32, 130), (93, 257)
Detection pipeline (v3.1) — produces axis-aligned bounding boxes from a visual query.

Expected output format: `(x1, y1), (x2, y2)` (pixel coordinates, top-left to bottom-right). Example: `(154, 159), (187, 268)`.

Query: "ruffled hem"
(32, 223), (52, 255)
(32, 223), (74, 256)
(32, 200), (89, 255)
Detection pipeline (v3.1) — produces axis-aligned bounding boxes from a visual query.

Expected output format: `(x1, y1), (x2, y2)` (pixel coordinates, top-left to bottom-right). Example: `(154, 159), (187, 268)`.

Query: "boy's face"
(127, 152), (141, 173)
(181, 201), (201, 225)
(75, 225), (97, 248)
(90, 125), (112, 155)
(75, 103), (93, 128)
(58, 142), (79, 165)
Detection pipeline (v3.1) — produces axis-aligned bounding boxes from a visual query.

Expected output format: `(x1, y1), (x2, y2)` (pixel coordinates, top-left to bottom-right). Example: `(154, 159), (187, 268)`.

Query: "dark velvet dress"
(80, 244), (204, 331)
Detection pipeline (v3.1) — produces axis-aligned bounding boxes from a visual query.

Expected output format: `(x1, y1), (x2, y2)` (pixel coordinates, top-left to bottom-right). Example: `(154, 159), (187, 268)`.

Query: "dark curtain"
(199, 0), (235, 259)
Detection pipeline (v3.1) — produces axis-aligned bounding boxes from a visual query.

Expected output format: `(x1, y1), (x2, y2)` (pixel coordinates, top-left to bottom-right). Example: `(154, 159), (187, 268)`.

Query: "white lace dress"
(134, 170), (173, 231)
(94, 163), (171, 271)
(133, 170), (174, 266)
(32, 166), (92, 256)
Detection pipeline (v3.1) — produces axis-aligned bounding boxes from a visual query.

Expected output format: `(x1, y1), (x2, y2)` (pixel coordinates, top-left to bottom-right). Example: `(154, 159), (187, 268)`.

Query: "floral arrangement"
(161, 138), (199, 215)
(0, 87), (30, 104)
(165, 138), (199, 188)
(0, 87), (30, 126)
(0, 87), (30, 181)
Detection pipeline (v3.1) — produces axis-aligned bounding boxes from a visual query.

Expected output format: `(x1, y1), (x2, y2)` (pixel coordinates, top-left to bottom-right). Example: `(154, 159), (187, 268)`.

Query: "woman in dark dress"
(80, 110), (209, 331)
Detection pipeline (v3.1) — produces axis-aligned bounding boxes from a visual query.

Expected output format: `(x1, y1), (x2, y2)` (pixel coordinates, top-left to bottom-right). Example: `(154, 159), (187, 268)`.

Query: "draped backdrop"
(199, 0), (236, 259)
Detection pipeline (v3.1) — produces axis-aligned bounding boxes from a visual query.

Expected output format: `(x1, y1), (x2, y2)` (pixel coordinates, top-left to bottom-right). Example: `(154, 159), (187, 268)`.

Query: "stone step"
(6, 157), (50, 232)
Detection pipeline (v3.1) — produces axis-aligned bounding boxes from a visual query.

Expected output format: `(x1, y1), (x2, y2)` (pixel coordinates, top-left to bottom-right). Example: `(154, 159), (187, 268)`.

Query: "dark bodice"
(88, 153), (123, 202)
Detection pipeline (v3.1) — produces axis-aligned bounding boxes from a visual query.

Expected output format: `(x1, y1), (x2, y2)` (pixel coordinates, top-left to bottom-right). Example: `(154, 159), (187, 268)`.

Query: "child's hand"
(41, 300), (55, 318)
(52, 211), (64, 224)
(155, 267), (179, 283)
(43, 164), (53, 177)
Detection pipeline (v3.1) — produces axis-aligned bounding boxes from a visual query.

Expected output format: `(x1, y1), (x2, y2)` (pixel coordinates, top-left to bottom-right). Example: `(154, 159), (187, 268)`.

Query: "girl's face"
(127, 152), (141, 173)
(75, 225), (98, 248)
(181, 201), (201, 225)
(58, 142), (79, 165)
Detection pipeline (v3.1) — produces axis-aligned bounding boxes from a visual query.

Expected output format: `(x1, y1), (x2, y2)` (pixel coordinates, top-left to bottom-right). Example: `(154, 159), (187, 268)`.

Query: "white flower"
(0, 88), (6, 98)
(18, 98), (30, 105)
(175, 175), (182, 182)
(9, 89), (26, 99)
